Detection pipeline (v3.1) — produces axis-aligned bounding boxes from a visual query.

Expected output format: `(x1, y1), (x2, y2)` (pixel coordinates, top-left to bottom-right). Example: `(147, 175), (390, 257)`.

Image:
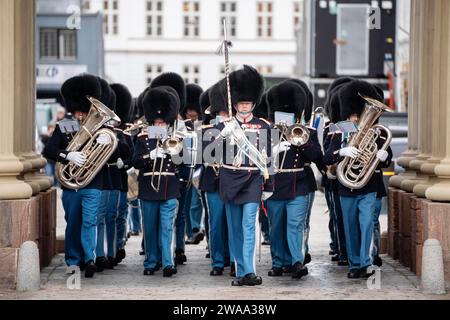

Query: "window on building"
(40, 28), (77, 60)
(146, 64), (163, 85)
(146, 0), (163, 36)
(183, 1), (200, 38)
(83, 0), (91, 11)
(183, 65), (200, 84)
(293, 1), (303, 33)
(220, 2), (237, 37)
(257, 1), (273, 38)
(104, 0), (119, 35)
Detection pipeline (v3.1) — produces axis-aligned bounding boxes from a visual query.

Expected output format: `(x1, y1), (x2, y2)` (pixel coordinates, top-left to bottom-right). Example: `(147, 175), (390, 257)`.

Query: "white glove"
(117, 158), (124, 169)
(150, 147), (166, 160)
(273, 141), (291, 155)
(262, 191), (273, 201)
(66, 152), (87, 167)
(220, 121), (236, 138)
(376, 150), (389, 162)
(326, 170), (336, 179)
(96, 133), (111, 145)
(339, 146), (360, 159)
(106, 119), (119, 127)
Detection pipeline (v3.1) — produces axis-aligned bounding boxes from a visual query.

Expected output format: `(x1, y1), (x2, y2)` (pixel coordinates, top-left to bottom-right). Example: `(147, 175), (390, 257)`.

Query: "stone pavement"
(1, 191), (449, 300)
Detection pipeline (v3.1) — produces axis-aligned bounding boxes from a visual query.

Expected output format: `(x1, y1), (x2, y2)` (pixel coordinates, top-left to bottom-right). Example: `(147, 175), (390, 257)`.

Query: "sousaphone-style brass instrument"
(55, 96), (120, 190)
(336, 95), (392, 189)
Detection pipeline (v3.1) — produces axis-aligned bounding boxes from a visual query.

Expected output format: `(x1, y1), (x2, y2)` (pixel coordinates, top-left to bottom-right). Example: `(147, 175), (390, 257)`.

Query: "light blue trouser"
(340, 192), (376, 271)
(96, 190), (120, 258)
(128, 199), (142, 233)
(206, 192), (230, 269)
(267, 200), (288, 269)
(62, 188), (102, 265)
(175, 183), (190, 252)
(188, 186), (203, 234)
(268, 195), (309, 266)
(225, 202), (259, 278)
(303, 192), (315, 254)
(372, 197), (383, 259)
(142, 199), (177, 269)
(116, 191), (128, 250)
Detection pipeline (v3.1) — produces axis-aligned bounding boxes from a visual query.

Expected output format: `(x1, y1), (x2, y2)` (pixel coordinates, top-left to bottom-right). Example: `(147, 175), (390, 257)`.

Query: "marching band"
(43, 28), (393, 286)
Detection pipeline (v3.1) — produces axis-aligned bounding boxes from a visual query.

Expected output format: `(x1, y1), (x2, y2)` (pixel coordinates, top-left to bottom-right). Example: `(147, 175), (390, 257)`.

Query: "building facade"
(35, 0), (104, 133)
(83, 0), (301, 96)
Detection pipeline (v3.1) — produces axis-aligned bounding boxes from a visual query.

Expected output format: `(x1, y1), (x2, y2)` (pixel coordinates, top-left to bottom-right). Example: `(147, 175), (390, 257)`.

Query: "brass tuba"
(55, 96), (120, 190)
(336, 95), (392, 189)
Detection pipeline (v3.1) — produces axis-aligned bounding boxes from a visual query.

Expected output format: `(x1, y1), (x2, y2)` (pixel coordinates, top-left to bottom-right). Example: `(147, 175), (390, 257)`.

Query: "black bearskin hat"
(150, 72), (186, 111)
(60, 74), (102, 113)
(286, 79), (313, 122)
(200, 88), (213, 124)
(339, 80), (382, 120)
(324, 77), (353, 118)
(230, 65), (264, 106)
(136, 87), (150, 119)
(253, 92), (270, 120)
(328, 90), (343, 123)
(143, 86), (180, 125)
(267, 80), (308, 121)
(373, 85), (385, 102)
(97, 77), (116, 111)
(110, 83), (132, 124)
(129, 98), (140, 122)
(209, 79), (229, 116)
(183, 83), (203, 119)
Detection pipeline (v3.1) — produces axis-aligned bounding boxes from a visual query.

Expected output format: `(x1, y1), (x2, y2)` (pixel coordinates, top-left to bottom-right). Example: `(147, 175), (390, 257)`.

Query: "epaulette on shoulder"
(258, 117), (271, 126)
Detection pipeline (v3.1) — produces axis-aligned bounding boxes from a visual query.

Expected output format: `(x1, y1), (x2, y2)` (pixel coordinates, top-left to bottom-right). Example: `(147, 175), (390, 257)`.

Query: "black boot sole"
(84, 265), (97, 278)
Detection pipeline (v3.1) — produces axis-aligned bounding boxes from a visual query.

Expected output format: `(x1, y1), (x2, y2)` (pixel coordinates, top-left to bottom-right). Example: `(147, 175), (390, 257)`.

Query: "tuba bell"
(336, 95), (392, 189)
(55, 96), (120, 190)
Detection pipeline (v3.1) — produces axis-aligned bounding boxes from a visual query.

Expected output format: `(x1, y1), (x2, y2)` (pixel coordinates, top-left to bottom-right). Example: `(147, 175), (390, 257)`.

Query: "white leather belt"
(222, 164), (259, 171)
(205, 163), (220, 169)
(276, 168), (305, 173)
(143, 172), (175, 177)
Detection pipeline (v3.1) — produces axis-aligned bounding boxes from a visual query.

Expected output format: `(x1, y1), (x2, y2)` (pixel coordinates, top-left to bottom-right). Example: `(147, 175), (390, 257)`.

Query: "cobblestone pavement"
(1, 191), (449, 300)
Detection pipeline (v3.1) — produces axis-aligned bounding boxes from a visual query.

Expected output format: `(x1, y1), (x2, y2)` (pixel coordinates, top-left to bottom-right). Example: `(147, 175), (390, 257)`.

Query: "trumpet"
(275, 122), (310, 147)
(124, 116), (147, 136)
(150, 122), (184, 192)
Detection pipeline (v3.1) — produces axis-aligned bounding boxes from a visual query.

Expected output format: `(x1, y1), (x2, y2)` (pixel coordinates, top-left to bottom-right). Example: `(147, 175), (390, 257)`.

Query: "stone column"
(12, 0), (52, 195)
(426, 0), (450, 202)
(414, 0), (447, 197)
(0, 0), (34, 200)
(400, 0), (433, 193)
(390, 0), (419, 188)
